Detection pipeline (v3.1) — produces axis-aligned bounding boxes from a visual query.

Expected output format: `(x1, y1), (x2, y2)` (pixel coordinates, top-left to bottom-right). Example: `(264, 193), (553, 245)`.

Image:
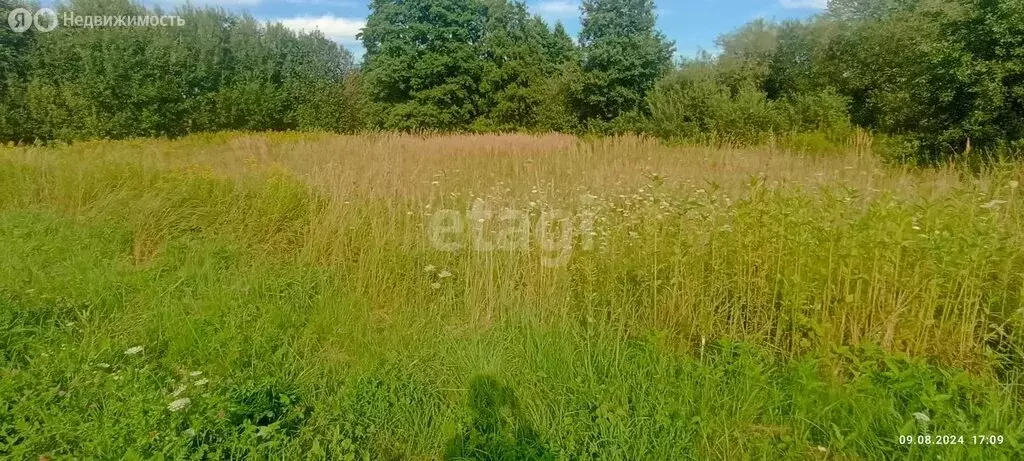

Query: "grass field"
(1, 133), (1022, 459)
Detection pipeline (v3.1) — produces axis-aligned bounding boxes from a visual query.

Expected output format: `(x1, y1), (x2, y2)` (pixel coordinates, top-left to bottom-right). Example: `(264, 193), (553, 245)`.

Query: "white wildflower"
(124, 346), (144, 355)
(194, 378), (209, 387)
(981, 199), (1007, 209)
(183, 428), (196, 438)
(190, 371), (203, 377)
(912, 412), (930, 423)
(424, 265), (436, 273)
(1010, 180), (1019, 189)
(167, 398), (191, 412)
(171, 385), (187, 397)
(96, 363), (110, 369)
(438, 269), (452, 278)
(430, 282), (442, 290)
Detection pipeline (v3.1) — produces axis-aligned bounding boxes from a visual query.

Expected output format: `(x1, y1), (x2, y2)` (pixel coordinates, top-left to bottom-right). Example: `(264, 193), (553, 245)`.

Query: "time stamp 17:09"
(899, 435), (1005, 445)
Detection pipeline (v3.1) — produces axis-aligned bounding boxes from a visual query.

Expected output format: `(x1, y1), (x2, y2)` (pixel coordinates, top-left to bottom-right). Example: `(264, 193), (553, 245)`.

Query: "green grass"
(0, 133), (1022, 459)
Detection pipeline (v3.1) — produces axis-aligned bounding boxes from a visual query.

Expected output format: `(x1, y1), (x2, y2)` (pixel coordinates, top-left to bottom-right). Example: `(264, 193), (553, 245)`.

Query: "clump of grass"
(0, 133), (1021, 459)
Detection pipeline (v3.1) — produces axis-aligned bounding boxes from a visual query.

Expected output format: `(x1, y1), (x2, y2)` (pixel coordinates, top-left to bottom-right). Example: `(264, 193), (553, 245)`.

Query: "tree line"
(1, 0), (361, 141)
(1, 0), (1022, 162)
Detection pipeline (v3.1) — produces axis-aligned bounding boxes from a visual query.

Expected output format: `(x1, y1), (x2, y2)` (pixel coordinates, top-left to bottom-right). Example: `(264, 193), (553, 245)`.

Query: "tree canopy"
(1, 0), (1022, 162)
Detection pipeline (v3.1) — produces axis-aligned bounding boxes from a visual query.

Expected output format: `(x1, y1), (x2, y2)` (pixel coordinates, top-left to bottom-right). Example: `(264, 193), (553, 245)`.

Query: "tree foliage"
(360, 0), (487, 131)
(1, 0), (1022, 162)
(1, 0), (357, 142)
(574, 0), (674, 124)
(652, 0), (1023, 161)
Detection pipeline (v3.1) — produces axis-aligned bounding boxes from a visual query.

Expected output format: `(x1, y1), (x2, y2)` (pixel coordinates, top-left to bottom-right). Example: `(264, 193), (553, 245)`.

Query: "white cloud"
(533, 1), (578, 16)
(276, 15), (366, 45)
(779, 0), (828, 9)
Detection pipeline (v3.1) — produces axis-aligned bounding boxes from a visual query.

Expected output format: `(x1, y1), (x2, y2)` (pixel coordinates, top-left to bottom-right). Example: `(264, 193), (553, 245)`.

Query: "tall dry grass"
(3, 132), (1020, 371)
(3, 132), (1024, 459)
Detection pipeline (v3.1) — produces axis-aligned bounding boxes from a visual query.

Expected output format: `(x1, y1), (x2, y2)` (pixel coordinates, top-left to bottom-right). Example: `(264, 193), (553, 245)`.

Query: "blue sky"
(137, 0), (828, 60)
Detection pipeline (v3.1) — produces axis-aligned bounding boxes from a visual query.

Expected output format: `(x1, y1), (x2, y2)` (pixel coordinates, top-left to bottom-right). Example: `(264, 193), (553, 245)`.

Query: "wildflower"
(430, 282), (441, 290)
(981, 200), (1007, 209)
(424, 265), (436, 273)
(194, 378), (209, 387)
(183, 428), (197, 438)
(438, 269), (452, 278)
(1011, 180), (1019, 189)
(190, 371), (203, 377)
(912, 412), (930, 423)
(171, 385), (187, 397)
(96, 363), (110, 369)
(124, 346), (144, 355)
(168, 398), (191, 412)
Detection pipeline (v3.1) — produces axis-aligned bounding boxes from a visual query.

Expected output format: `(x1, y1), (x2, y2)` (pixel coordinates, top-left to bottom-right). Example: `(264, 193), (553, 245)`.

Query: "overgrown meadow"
(1, 133), (1023, 459)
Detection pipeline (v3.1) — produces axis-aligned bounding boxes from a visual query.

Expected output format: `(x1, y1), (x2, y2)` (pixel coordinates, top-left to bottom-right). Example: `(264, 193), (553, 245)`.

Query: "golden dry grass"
(2, 132), (1023, 459)
(4, 132), (1021, 368)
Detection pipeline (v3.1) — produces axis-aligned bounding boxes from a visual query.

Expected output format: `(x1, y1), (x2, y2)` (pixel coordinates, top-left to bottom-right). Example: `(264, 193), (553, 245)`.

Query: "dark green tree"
(474, 1), (551, 130)
(763, 19), (837, 99)
(715, 19), (777, 94)
(0, 0), (37, 142)
(1, 0), (357, 142)
(822, 0), (1023, 159)
(574, 0), (674, 124)
(360, 0), (487, 131)
(544, 21), (578, 67)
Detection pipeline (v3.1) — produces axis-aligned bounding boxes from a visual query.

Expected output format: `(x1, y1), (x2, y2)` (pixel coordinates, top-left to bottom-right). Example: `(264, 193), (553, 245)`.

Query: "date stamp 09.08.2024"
(898, 434), (1005, 446)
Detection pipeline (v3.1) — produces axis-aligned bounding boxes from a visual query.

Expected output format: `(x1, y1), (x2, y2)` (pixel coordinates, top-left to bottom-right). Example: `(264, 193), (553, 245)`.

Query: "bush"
(780, 89), (853, 140)
(533, 69), (583, 134)
(646, 69), (733, 140)
(647, 66), (855, 149)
